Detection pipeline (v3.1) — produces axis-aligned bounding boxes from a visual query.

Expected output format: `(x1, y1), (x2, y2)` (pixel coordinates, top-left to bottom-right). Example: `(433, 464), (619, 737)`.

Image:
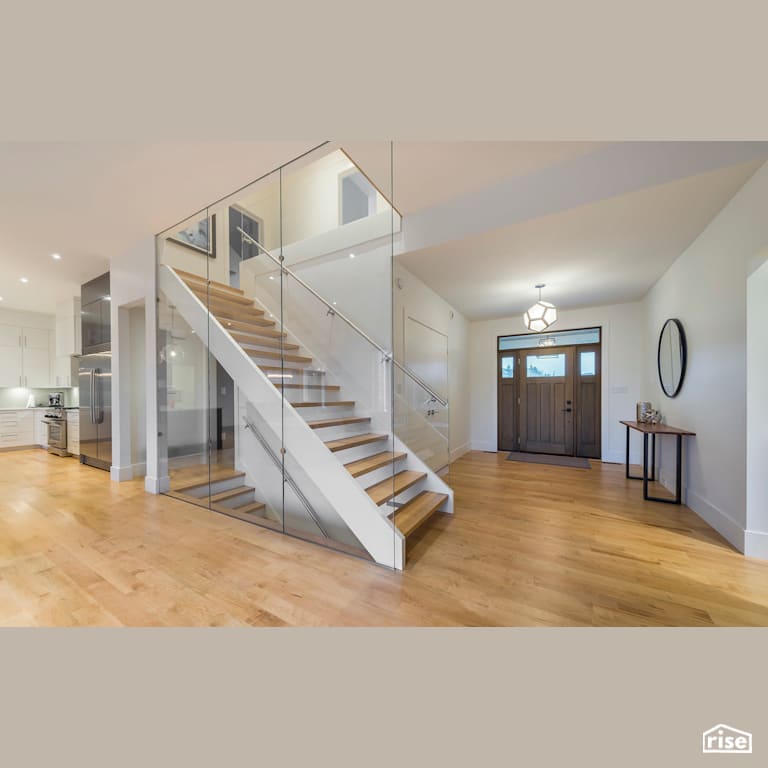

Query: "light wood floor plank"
(1, 449), (767, 626)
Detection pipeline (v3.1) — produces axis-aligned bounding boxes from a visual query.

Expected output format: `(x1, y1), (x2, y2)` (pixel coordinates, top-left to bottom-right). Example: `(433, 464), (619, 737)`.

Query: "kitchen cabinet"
(0, 324), (52, 387)
(22, 327), (51, 387)
(55, 297), (82, 357)
(54, 354), (79, 388)
(0, 324), (23, 387)
(0, 410), (35, 448)
(66, 410), (80, 456)
(35, 410), (48, 448)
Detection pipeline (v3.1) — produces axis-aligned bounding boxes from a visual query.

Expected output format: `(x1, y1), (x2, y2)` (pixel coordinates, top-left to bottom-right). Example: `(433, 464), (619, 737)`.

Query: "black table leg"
(651, 433), (656, 482)
(643, 433), (684, 505)
(643, 433), (649, 500)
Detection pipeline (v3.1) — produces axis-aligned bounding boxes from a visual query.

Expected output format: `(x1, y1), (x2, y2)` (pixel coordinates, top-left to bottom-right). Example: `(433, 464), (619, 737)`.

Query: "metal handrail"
(243, 416), (329, 538)
(236, 226), (449, 408)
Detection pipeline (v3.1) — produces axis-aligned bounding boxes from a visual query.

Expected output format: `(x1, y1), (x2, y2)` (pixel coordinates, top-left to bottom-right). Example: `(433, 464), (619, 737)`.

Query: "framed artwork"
(168, 213), (217, 257)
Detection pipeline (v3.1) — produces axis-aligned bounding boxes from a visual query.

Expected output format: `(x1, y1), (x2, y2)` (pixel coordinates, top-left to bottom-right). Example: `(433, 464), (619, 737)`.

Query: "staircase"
(160, 266), (453, 569)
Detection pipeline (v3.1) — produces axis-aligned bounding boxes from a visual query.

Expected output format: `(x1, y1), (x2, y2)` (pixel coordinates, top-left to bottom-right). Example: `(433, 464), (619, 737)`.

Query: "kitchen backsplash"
(0, 387), (80, 409)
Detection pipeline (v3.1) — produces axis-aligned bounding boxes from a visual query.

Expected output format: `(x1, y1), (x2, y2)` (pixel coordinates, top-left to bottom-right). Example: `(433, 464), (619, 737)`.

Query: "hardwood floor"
(2, 448), (768, 626)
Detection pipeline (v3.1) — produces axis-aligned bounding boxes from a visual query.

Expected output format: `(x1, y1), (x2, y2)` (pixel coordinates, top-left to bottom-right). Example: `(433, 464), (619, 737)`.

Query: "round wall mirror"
(657, 318), (687, 397)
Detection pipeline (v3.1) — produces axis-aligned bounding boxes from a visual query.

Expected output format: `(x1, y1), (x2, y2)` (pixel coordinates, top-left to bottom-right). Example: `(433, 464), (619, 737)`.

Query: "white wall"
(746, 252), (768, 557)
(643, 161), (768, 552)
(469, 301), (645, 463)
(110, 236), (158, 488)
(394, 262), (470, 461)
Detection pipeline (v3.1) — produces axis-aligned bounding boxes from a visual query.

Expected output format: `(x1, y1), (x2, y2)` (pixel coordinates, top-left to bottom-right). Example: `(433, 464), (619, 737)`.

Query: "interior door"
(519, 346), (575, 455)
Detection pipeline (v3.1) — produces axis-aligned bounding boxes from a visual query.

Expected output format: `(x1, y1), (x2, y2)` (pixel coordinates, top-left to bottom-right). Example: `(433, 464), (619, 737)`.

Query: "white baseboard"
(685, 489), (745, 552)
(110, 465), (133, 482)
(470, 440), (497, 452)
(744, 529), (768, 560)
(132, 461), (147, 477)
(145, 475), (170, 494)
(450, 442), (471, 462)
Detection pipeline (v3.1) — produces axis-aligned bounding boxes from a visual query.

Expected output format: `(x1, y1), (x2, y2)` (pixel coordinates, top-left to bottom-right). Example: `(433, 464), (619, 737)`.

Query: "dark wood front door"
(519, 347), (575, 455)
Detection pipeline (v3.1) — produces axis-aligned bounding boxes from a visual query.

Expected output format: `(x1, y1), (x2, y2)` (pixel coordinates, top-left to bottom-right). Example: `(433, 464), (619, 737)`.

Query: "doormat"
(506, 452), (591, 469)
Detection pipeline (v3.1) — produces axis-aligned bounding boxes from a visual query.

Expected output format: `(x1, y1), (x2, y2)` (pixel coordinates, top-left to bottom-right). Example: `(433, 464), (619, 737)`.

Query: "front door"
(519, 347), (575, 455)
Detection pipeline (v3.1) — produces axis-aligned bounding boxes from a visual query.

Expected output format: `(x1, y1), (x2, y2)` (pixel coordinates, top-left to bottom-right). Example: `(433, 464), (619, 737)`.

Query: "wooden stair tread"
(222, 499), (266, 515)
(232, 333), (299, 351)
(217, 319), (286, 338)
(325, 433), (387, 452)
(186, 283), (254, 306)
(274, 383), (340, 391)
(291, 400), (355, 408)
(366, 470), (426, 506)
(344, 451), (407, 478)
(209, 485), (254, 503)
(213, 307), (273, 325)
(172, 471), (245, 494)
(307, 416), (370, 429)
(207, 299), (265, 316)
(174, 268), (245, 296)
(245, 348), (313, 364)
(390, 491), (448, 538)
(259, 365), (325, 377)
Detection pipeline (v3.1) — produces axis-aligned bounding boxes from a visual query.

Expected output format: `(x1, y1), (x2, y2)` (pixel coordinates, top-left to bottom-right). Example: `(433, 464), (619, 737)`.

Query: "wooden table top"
(620, 420), (696, 436)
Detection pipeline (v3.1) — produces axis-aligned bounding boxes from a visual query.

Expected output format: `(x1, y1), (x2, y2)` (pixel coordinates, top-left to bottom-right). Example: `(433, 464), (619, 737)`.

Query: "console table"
(620, 420), (696, 505)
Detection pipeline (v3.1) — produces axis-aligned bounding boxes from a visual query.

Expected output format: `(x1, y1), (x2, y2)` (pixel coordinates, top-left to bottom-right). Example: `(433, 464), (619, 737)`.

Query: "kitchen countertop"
(0, 406), (80, 411)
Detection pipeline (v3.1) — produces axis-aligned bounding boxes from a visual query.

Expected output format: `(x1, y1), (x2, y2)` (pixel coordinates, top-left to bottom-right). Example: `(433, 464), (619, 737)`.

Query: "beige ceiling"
(0, 141), (321, 312)
(396, 160), (765, 320)
(342, 141), (604, 214)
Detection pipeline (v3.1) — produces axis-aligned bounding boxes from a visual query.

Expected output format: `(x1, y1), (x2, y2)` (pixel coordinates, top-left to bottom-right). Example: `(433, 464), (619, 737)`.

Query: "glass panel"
(154, 143), (427, 569)
(580, 351), (596, 376)
(526, 353), (566, 378)
(500, 356), (515, 378)
(156, 207), (213, 505)
(499, 327), (600, 350)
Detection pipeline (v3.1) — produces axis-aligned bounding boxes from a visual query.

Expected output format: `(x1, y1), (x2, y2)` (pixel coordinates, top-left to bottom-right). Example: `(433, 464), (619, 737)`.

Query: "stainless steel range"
(44, 399), (69, 457)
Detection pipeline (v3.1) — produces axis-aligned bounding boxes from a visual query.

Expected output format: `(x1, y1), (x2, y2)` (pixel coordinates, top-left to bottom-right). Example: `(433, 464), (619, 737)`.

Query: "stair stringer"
(160, 265), (405, 569)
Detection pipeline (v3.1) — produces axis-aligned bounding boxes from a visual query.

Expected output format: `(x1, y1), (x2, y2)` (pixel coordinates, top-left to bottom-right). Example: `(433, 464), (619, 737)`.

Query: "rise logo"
(702, 724), (752, 754)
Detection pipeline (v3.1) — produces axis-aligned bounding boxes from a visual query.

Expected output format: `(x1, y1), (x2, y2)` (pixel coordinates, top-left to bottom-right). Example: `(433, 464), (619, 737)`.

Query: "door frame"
(496, 326), (603, 458)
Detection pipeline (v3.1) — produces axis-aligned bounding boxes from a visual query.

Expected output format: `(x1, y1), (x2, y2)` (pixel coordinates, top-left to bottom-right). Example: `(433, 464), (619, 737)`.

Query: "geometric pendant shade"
(523, 284), (557, 332)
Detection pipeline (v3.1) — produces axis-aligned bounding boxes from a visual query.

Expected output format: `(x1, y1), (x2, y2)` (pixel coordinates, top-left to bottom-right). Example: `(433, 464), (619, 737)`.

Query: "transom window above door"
(499, 327), (600, 351)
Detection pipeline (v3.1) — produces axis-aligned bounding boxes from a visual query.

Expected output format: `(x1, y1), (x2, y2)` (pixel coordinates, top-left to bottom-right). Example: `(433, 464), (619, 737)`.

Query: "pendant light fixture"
(524, 283), (557, 332)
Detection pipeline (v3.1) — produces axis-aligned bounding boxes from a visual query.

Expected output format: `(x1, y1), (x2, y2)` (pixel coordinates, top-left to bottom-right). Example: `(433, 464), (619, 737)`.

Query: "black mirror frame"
(657, 318), (687, 398)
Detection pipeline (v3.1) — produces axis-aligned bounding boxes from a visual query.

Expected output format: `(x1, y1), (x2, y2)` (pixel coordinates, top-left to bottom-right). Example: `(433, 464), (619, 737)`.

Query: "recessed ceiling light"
(269, 275), (275, 280)
(349, 253), (355, 259)
(0, 296), (3, 301)
(51, 253), (62, 260)
(20, 277), (28, 283)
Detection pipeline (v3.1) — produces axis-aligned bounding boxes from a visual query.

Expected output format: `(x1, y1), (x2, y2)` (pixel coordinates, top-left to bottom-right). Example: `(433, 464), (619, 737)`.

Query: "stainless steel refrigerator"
(79, 271), (112, 470)
(79, 354), (112, 470)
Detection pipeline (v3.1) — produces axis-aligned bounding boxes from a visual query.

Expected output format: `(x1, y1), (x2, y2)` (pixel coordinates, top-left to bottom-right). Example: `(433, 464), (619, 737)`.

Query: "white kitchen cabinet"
(0, 324), (52, 387)
(0, 410), (35, 448)
(66, 410), (80, 455)
(35, 411), (48, 448)
(55, 298), (82, 357)
(54, 354), (77, 387)
(22, 327), (51, 387)
(0, 324), (23, 387)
